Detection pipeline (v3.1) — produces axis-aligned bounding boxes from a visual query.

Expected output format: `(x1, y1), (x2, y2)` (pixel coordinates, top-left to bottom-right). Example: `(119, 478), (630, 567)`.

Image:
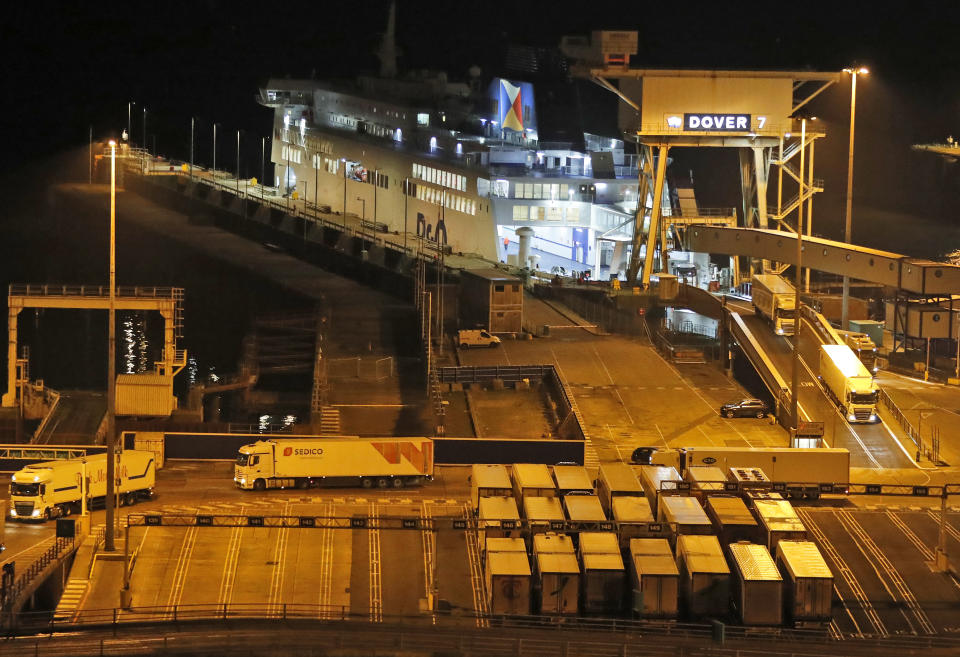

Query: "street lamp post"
(127, 102), (134, 147)
(357, 195), (366, 241)
(105, 140), (118, 552)
(841, 67), (868, 330)
(236, 129), (241, 190)
(213, 122), (218, 175)
(403, 177), (410, 253)
(141, 108), (147, 173)
(189, 117), (194, 180)
(261, 137), (267, 193)
(342, 159), (348, 231)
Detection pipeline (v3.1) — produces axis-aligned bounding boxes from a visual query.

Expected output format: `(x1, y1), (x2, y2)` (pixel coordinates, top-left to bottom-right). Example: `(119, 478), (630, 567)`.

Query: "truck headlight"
(10, 509), (16, 517)
(31, 509), (40, 517)
(870, 414), (877, 422)
(848, 414), (857, 422)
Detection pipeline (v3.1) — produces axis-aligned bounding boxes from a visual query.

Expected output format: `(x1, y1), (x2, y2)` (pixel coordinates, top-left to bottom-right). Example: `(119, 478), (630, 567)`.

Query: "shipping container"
(479, 496), (521, 553)
(776, 540), (833, 624)
(729, 542), (782, 626)
(684, 466), (728, 499)
(753, 499), (807, 551)
(130, 431), (165, 469)
(657, 496), (712, 544)
(485, 550), (532, 615)
(532, 534), (579, 616)
(629, 538), (679, 619)
(512, 463), (557, 502)
(552, 465), (594, 496)
(523, 496), (564, 536)
(612, 496), (656, 550)
(115, 373), (176, 416)
(471, 464), (513, 514)
(705, 496), (760, 545)
(578, 531), (620, 556)
(640, 465), (682, 516)
(581, 551), (625, 616)
(676, 535), (730, 618)
(597, 462), (643, 514)
(562, 494), (607, 524)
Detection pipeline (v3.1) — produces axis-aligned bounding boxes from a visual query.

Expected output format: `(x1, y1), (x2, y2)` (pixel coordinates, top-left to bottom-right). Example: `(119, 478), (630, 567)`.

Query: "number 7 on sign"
(757, 116), (767, 130)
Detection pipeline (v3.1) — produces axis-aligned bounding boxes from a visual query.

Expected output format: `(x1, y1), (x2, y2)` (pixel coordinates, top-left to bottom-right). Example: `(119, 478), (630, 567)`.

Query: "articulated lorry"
(649, 447), (850, 499)
(751, 274), (796, 336)
(235, 437), (434, 490)
(9, 450), (156, 521)
(819, 344), (878, 423)
(836, 330), (878, 373)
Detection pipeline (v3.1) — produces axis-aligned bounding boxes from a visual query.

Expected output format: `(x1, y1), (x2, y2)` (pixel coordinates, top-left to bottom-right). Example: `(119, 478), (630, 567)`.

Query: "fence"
(877, 389), (920, 451)
(6, 603), (960, 656)
(1, 537), (75, 613)
(327, 356), (395, 381)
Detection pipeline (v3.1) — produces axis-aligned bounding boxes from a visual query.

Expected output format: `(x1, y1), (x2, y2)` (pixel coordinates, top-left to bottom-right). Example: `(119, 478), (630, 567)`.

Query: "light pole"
(141, 108), (147, 173)
(403, 177), (410, 253)
(105, 140), (118, 552)
(189, 117), (195, 180)
(261, 137), (267, 192)
(236, 129), (242, 190)
(841, 66), (868, 330)
(342, 159), (348, 230)
(213, 122), (218, 175)
(790, 118), (807, 437)
(357, 195), (366, 241)
(127, 102), (134, 147)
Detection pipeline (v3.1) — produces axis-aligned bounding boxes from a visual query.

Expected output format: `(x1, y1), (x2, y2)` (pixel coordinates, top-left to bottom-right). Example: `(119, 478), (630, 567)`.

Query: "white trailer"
(629, 538), (679, 619)
(836, 330), (878, 373)
(751, 274), (796, 336)
(471, 464), (513, 514)
(234, 437), (433, 490)
(9, 450), (155, 521)
(729, 542), (783, 626)
(819, 344), (878, 423)
(776, 540), (834, 625)
(678, 447), (850, 498)
(596, 462), (643, 514)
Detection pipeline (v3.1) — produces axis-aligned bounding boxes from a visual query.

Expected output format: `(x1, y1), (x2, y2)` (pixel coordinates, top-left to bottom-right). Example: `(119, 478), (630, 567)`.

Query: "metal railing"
(2, 537), (75, 611)
(8, 284), (183, 299)
(7, 603), (960, 654)
(437, 365), (553, 384)
(877, 388), (920, 450)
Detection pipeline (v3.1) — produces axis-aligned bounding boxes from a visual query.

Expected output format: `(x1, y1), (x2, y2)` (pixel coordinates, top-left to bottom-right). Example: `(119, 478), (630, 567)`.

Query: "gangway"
(728, 312), (791, 422)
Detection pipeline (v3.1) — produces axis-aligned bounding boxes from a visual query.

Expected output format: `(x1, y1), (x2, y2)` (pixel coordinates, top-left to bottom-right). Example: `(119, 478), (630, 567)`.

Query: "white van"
(458, 329), (501, 348)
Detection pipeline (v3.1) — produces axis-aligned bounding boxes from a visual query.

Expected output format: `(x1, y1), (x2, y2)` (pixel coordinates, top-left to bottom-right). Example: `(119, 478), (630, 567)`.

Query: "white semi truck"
(751, 274), (796, 336)
(819, 344), (878, 423)
(836, 330), (878, 373)
(234, 437), (434, 490)
(9, 450), (156, 521)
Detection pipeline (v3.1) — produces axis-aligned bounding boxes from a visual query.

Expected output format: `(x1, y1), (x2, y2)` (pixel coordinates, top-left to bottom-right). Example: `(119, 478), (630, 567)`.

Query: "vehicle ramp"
(728, 312), (790, 421)
(34, 391), (106, 445)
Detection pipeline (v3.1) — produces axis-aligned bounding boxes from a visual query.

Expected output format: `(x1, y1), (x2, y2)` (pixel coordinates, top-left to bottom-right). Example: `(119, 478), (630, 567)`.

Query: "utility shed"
(532, 532), (580, 616)
(729, 542), (783, 626)
(461, 269), (523, 334)
(676, 535), (730, 618)
(657, 495), (712, 544)
(753, 499), (807, 551)
(552, 465), (593, 495)
(706, 496), (760, 545)
(612, 496), (656, 549)
(512, 463), (557, 501)
(562, 494), (607, 523)
(629, 538), (679, 619)
(776, 540), (833, 624)
(116, 374), (176, 416)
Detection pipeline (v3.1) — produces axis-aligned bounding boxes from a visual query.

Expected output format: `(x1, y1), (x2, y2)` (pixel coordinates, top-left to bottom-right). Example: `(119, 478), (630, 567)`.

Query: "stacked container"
(578, 531), (625, 615)
(612, 496), (656, 550)
(512, 463), (557, 503)
(753, 499), (807, 551)
(640, 465), (682, 516)
(628, 538), (679, 619)
(676, 535), (730, 618)
(775, 540), (833, 625)
(533, 533), (579, 615)
(705, 496), (760, 545)
(596, 462), (644, 515)
(728, 542), (783, 625)
(523, 495), (565, 538)
(552, 465), (594, 496)
(657, 496), (713, 546)
(471, 464), (512, 514)
(484, 537), (531, 615)
(478, 496), (521, 554)
(684, 466), (728, 500)
(562, 494), (607, 524)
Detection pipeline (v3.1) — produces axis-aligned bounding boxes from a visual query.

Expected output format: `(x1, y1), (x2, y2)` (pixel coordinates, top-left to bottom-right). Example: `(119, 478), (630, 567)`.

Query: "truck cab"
(235, 443), (274, 490)
(458, 329), (501, 348)
(9, 470), (53, 520)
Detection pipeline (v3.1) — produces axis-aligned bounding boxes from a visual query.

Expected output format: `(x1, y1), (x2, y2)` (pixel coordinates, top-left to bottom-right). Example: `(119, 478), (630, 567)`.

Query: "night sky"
(6, 1), (960, 248)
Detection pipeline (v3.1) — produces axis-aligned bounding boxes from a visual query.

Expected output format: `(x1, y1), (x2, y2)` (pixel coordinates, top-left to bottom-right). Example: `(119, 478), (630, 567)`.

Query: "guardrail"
(7, 603), (960, 654)
(2, 537), (75, 613)
(8, 284), (182, 299)
(437, 365), (553, 383)
(877, 388), (920, 450)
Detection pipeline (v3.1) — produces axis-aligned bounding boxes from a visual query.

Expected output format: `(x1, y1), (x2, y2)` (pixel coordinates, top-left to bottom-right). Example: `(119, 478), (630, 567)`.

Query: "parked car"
(719, 399), (770, 419)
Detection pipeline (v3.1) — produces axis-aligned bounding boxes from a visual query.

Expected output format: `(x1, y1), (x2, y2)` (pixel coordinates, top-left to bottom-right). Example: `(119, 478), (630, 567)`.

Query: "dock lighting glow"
(844, 67), (869, 75)
(108, 139), (116, 147)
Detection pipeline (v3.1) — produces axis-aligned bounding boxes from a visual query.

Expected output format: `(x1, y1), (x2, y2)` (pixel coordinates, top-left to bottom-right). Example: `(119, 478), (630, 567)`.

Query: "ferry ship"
(258, 7), (648, 279)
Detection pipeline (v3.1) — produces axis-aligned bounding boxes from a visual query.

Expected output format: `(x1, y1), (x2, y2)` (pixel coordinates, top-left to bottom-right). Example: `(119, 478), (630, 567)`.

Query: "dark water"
(1, 151), (312, 418)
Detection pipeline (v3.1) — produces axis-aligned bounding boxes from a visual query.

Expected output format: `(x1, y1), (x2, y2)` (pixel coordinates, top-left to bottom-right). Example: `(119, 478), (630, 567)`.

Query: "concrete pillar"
(516, 227), (534, 269)
(641, 145), (670, 287)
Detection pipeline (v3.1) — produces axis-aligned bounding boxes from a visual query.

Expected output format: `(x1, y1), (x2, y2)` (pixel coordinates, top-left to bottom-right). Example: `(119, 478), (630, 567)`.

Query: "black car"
(720, 399), (770, 418)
